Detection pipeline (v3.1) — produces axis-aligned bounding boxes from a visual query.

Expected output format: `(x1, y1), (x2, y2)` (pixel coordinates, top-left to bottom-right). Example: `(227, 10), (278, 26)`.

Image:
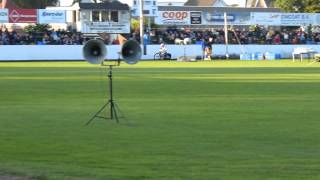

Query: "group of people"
(144, 25), (320, 60)
(0, 28), (85, 45)
(147, 25), (320, 46)
(1, 25), (320, 48)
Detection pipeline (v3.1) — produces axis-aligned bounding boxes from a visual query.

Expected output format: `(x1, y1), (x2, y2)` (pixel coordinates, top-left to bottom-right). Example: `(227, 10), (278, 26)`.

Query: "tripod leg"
(113, 102), (135, 126)
(113, 102), (125, 118)
(84, 101), (111, 126)
(111, 102), (120, 123)
(110, 101), (114, 120)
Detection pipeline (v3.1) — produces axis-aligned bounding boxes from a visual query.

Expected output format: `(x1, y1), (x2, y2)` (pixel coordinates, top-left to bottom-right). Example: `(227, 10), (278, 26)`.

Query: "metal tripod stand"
(85, 62), (123, 126)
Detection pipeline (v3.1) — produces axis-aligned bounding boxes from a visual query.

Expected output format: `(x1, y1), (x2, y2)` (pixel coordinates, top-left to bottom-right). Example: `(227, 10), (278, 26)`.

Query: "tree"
(131, 18), (139, 33)
(11, 0), (59, 8)
(274, 0), (304, 12)
(24, 24), (51, 33)
(274, 0), (320, 13)
(303, 0), (320, 13)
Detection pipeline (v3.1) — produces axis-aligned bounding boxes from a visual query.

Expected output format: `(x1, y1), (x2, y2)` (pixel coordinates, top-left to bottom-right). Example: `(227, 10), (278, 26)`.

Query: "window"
(72, 11), (76, 23)
(101, 11), (109, 22)
(92, 11), (100, 22)
(153, 1), (156, 5)
(131, 9), (136, 15)
(144, 1), (151, 5)
(134, 0), (137, 5)
(143, 10), (150, 15)
(81, 11), (90, 21)
(77, 11), (80, 22)
(111, 11), (118, 22)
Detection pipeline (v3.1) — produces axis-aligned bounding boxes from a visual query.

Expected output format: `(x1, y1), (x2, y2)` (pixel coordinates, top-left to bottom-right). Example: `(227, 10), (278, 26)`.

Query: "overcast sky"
(60, 0), (245, 7)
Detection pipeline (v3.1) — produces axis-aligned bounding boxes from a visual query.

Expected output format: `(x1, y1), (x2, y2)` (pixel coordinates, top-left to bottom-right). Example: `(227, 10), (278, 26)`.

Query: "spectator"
(274, 34), (281, 44)
(0, 25), (320, 46)
(159, 42), (167, 55)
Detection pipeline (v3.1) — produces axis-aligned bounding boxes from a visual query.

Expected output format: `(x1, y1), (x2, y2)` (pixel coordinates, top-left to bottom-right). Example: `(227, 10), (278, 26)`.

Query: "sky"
(60, 0), (245, 7)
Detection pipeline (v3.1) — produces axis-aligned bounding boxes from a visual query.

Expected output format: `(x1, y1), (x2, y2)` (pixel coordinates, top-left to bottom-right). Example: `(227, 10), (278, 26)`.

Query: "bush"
(24, 24), (52, 33)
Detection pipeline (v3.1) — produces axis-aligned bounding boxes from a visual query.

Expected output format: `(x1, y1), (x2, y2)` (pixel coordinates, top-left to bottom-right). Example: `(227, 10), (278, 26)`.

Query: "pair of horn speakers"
(82, 39), (142, 125)
(83, 39), (142, 65)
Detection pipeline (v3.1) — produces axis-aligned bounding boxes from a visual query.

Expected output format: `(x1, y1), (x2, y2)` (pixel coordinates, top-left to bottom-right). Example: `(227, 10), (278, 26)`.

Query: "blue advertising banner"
(0, 9), (8, 23)
(202, 12), (251, 25)
(38, 9), (66, 24)
(250, 12), (281, 25)
(316, 14), (320, 25)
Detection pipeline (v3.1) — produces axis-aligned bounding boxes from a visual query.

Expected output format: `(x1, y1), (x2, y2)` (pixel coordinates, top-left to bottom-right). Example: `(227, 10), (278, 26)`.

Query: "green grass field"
(1, 60), (320, 179)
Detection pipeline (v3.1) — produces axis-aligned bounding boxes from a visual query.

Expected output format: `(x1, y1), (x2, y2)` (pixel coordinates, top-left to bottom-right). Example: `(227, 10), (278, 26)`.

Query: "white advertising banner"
(251, 12), (318, 26)
(281, 13), (315, 26)
(81, 22), (130, 33)
(250, 13), (281, 25)
(155, 11), (190, 25)
(0, 9), (9, 23)
(37, 9), (66, 24)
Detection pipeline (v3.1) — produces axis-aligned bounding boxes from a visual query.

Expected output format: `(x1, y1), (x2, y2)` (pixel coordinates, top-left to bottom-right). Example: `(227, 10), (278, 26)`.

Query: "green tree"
(24, 24), (51, 33)
(131, 18), (139, 32)
(11, 0), (58, 8)
(274, 0), (320, 12)
(303, 0), (320, 13)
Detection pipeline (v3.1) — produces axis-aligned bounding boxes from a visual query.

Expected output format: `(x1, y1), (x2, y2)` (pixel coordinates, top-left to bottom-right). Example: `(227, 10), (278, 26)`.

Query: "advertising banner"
(190, 12), (202, 24)
(203, 12), (251, 25)
(155, 11), (190, 25)
(316, 14), (320, 25)
(280, 13), (315, 26)
(0, 9), (9, 23)
(250, 12), (281, 25)
(9, 8), (37, 23)
(38, 9), (66, 24)
(81, 22), (130, 33)
(154, 11), (319, 26)
(251, 13), (317, 26)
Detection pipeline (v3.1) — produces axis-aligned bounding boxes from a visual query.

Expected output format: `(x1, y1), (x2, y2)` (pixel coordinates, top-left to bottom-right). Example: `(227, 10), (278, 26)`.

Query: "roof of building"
(79, 1), (129, 10)
(265, 0), (273, 7)
(246, 0), (270, 8)
(185, 0), (218, 6)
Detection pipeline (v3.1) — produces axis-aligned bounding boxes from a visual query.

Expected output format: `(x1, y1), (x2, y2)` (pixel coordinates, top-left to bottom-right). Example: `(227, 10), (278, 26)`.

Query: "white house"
(49, 0), (130, 33)
(131, 0), (158, 17)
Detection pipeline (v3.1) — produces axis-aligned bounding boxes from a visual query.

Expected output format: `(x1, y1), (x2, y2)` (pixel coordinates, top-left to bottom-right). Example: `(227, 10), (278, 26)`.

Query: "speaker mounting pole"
(84, 63), (123, 126)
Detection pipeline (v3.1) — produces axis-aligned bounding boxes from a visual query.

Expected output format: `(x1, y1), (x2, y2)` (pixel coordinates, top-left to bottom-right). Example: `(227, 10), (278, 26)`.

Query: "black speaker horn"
(83, 39), (107, 64)
(121, 40), (142, 65)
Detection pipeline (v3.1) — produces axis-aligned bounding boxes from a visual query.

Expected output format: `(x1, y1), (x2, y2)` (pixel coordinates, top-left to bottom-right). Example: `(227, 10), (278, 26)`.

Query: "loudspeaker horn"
(83, 39), (107, 64)
(121, 40), (142, 65)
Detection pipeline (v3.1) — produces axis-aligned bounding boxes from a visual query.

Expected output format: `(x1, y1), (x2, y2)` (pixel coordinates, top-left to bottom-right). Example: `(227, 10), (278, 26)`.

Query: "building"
(131, 0), (158, 17)
(246, 0), (270, 8)
(184, 0), (229, 7)
(183, 0), (270, 7)
(157, 0), (187, 6)
(47, 1), (130, 33)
